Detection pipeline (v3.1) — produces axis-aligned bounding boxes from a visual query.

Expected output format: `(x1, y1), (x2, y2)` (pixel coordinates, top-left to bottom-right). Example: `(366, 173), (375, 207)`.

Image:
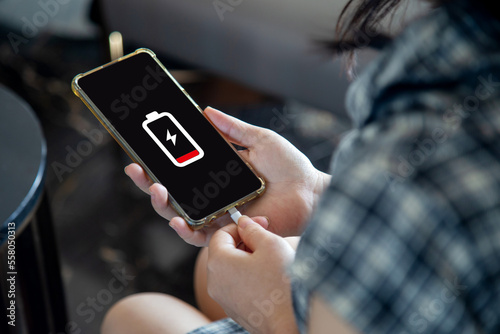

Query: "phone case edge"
(71, 48), (266, 229)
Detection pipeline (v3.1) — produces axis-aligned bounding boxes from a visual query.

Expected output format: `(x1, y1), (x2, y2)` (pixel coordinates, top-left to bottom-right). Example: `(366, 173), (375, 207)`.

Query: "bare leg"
(102, 247), (230, 334)
(194, 247), (227, 321)
(101, 293), (211, 334)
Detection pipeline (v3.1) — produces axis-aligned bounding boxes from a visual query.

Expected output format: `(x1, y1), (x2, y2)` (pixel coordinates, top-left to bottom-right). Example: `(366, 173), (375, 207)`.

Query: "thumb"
(237, 216), (278, 252)
(204, 107), (265, 148)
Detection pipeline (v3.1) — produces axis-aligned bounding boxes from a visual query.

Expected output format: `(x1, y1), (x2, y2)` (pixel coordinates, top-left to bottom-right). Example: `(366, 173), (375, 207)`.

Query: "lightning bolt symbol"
(166, 129), (177, 146)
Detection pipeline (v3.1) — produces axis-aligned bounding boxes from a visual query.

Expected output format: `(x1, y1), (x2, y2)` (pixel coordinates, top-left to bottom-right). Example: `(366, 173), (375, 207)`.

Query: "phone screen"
(77, 52), (263, 221)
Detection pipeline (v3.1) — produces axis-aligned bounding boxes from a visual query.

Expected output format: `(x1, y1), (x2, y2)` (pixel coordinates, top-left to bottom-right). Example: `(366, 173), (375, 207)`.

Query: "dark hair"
(327, 0), (449, 77)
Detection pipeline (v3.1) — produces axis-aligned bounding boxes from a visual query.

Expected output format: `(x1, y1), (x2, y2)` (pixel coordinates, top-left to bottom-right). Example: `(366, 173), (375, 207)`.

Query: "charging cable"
(228, 207), (242, 224)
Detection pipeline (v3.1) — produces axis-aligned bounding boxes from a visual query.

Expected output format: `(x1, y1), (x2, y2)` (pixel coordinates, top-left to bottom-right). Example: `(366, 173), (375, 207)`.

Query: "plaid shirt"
(190, 1), (500, 333)
(290, 0), (500, 333)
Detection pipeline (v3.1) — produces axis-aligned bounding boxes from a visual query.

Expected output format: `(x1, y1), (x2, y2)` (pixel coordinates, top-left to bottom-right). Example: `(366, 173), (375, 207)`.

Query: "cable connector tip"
(228, 207), (241, 224)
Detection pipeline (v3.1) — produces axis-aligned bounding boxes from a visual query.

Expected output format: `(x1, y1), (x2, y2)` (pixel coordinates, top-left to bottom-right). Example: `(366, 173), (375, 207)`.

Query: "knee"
(101, 293), (162, 334)
(101, 292), (210, 334)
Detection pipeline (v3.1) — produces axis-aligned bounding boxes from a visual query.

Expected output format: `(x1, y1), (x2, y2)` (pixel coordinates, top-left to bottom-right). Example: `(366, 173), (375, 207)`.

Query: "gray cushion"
(100, 0), (426, 114)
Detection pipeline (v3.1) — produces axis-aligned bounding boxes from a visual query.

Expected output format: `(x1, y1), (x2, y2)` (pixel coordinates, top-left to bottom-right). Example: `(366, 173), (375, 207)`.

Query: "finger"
(236, 241), (246, 251)
(204, 107), (266, 148)
(149, 183), (177, 220)
(249, 216), (270, 230)
(202, 216), (267, 253)
(125, 163), (152, 194)
(237, 216), (278, 252)
(169, 217), (210, 247)
(209, 222), (241, 254)
(241, 217), (269, 251)
(284, 236), (301, 251)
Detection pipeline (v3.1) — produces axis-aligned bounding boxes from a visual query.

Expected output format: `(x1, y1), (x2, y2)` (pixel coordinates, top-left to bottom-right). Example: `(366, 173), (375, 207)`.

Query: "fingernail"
(237, 215), (253, 229)
(263, 216), (270, 228)
(124, 166), (129, 176)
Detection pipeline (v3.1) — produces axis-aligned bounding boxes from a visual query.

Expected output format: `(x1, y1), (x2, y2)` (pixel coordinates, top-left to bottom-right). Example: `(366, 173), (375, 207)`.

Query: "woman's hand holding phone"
(126, 107), (331, 247)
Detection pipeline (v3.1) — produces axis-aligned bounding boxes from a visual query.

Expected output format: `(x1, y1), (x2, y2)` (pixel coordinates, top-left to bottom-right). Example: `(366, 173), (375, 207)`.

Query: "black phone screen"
(77, 52), (263, 221)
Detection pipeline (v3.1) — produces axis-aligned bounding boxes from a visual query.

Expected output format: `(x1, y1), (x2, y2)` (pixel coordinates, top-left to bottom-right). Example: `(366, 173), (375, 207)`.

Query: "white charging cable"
(228, 207), (242, 224)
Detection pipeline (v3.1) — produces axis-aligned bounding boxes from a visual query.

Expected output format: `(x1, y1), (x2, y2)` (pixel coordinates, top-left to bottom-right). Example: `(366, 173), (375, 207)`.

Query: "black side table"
(0, 85), (67, 333)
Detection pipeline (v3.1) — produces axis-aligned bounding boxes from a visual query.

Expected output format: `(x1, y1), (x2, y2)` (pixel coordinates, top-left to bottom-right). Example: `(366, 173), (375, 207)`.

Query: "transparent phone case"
(72, 48), (265, 229)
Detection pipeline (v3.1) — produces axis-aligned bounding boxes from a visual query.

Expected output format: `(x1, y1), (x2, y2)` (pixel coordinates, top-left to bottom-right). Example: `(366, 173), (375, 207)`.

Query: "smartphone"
(72, 48), (265, 229)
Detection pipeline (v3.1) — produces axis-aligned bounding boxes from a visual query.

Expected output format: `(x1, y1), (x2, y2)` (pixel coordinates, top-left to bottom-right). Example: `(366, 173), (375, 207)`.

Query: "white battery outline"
(142, 111), (204, 167)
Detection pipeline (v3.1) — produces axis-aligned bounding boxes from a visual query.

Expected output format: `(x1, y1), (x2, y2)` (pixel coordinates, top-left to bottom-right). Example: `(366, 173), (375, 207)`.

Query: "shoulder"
(346, 0), (500, 128)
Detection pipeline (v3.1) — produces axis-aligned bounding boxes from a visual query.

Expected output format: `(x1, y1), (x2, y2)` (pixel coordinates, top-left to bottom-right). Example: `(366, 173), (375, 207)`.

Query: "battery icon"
(143, 111), (204, 167)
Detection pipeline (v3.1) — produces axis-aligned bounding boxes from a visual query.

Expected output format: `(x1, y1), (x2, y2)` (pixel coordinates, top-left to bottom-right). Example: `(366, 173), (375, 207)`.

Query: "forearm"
(271, 314), (300, 334)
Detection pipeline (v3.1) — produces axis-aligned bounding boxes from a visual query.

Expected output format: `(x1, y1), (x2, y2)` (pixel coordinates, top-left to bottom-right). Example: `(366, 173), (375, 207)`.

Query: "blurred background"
(0, 0), (427, 332)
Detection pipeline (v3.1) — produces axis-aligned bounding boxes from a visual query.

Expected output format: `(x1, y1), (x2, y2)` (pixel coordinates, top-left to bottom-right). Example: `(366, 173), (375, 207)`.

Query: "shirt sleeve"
(289, 127), (500, 333)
